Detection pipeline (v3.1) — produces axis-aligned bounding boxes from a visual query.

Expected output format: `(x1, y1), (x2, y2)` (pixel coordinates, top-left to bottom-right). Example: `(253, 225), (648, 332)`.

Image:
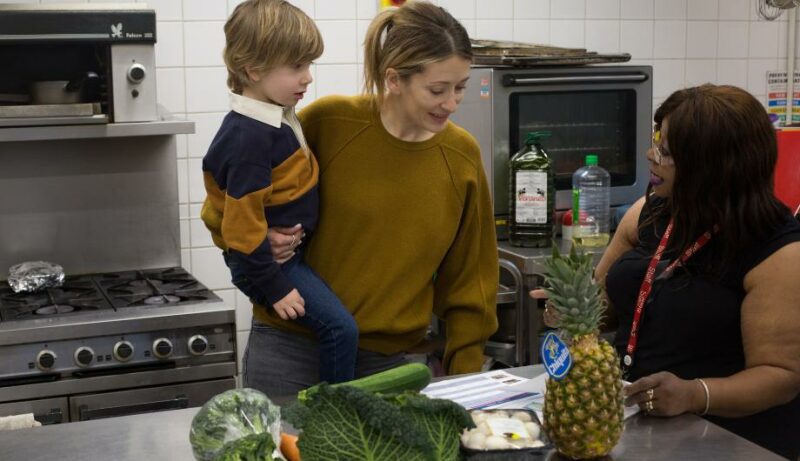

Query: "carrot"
(280, 432), (301, 461)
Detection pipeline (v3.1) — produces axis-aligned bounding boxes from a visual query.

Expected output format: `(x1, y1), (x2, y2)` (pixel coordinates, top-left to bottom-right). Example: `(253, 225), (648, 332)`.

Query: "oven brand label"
(111, 23), (123, 38)
(480, 77), (490, 99)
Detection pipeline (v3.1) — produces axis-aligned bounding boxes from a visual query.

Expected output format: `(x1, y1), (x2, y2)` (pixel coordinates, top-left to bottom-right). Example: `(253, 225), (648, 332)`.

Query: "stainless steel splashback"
(0, 136), (180, 277)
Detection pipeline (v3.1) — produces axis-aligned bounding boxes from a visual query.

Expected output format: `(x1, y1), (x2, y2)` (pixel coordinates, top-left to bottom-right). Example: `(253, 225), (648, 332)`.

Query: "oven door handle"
(77, 394), (189, 421)
(35, 408), (64, 425)
(502, 73), (648, 86)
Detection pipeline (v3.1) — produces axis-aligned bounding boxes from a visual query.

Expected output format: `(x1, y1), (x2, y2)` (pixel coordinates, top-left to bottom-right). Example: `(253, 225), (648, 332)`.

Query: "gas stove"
(0, 267), (236, 424)
(0, 267), (220, 322)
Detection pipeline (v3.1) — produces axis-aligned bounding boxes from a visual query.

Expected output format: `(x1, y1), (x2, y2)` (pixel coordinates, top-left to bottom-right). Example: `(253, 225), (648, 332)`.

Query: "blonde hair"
(224, 0), (323, 94)
(363, 1), (472, 106)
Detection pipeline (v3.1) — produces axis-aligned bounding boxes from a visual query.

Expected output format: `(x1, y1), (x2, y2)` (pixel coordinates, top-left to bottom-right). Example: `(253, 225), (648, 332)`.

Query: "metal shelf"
(0, 120), (195, 142)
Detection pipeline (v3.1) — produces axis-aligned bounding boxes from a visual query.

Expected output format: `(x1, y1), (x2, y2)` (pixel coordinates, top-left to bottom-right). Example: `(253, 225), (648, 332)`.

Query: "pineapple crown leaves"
(541, 244), (607, 339)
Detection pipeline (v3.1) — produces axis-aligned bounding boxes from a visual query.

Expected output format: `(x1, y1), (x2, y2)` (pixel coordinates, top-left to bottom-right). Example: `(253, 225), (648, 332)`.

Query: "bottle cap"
(525, 131), (552, 145)
(585, 154), (598, 166)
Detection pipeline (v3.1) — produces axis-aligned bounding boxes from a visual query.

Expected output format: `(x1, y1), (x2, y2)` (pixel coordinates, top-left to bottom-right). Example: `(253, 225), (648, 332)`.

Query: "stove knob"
(127, 63), (146, 84)
(36, 350), (57, 371)
(74, 347), (94, 367)
(188, 335), (209, 356)
(113, 341), (135, 362)
(152, 338), (173, 359)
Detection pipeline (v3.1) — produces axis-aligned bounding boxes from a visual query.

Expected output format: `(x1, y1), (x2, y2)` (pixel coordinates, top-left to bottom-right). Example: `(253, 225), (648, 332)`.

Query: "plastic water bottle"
(508, 131), (554, 247)
(572, 154), (610, 247)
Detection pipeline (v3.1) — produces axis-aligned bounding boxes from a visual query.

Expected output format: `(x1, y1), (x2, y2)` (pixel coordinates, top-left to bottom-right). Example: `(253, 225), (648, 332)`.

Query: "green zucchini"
(336, 362), (432, 394)
(298, 362), (432, 401)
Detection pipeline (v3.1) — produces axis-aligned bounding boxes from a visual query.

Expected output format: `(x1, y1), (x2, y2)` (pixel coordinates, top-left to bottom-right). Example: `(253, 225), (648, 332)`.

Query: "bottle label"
(514, 171), (547, 224)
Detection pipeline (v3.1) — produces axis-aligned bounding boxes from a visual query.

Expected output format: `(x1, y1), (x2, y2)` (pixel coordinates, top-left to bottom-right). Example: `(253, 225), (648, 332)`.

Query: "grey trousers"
(243, 321), (409, 399)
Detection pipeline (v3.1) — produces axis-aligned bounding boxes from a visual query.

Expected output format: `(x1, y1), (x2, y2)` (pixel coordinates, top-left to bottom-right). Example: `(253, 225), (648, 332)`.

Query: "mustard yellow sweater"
(255, 95), (498, 374)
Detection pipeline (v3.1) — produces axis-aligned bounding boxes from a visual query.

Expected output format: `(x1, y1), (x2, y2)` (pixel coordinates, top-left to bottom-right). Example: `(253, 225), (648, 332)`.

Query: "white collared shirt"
(228, 92), (309, 156)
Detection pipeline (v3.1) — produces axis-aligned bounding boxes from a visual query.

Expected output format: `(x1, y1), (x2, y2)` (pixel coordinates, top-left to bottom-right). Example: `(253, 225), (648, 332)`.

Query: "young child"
(201, 0), (358, 385)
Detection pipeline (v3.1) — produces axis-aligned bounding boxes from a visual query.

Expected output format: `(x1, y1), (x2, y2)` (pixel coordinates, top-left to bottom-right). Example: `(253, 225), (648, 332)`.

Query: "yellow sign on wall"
(379, 0), (406, 9)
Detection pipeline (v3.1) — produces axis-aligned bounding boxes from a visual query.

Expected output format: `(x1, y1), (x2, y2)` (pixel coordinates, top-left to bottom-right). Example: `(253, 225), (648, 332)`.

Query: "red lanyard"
(622, 218), (714, 371)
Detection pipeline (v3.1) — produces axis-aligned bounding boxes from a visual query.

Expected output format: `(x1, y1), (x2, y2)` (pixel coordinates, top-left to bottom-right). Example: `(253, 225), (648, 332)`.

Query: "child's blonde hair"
(224, 0), (323, 94)
(363, 1), (472, 106)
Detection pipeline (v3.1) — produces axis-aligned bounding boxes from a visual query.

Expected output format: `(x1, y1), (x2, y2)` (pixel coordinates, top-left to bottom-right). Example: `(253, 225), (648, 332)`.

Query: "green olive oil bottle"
(508, 131), (554, 247)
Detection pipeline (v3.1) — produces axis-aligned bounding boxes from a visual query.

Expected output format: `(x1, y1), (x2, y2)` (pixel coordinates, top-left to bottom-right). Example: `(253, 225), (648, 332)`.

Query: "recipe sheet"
(422, 370), (640, 422)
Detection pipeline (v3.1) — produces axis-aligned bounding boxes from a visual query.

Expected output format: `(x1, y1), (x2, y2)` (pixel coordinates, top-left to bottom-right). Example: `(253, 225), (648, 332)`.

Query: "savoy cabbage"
(283, 383), (474, 461)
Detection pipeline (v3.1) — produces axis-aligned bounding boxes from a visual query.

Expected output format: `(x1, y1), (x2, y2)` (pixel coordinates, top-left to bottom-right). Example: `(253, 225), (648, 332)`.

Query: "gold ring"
(645, 400), (654, 413)
(647, 388), (655, 400)
(290, 235), (297, 247)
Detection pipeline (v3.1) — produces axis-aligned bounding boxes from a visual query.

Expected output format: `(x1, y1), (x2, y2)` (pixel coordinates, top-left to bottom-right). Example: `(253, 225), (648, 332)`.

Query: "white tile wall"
(316, 0), (356, 19)
(685, 59), (717, 86)
(688, 0), (718, 20)
(315, 64), (360, 97)
(718, 22), (750, 59)
(513, 20), (549, 44)
(477, 20), (514, 41)
(653, 21), (687, 59)
(585, 20), (621, 53)
(477, 0), (513, 20)
(621, 20), (655, 59)
(185, 67), (229, 113)
(155, 22), (184, 68)
(156, 68), (186, 114)
(316, 21), (358, 63)
(146, 0), (183, 21)
(586, 0), (619, 20)
(717, 59), (750, 89)
(183, 0), (227, 21)
(87, 0), (795, 376)
(686, 21), (718, 59)
(621, 0), (654, 20)
(183, 22), (226, 67)
(440, 0), (476, 19)
(549, 20), (586, 48)
(550, 0), (585, 20)
(654, 0), (686, 20)
(718, 0), (750, 21)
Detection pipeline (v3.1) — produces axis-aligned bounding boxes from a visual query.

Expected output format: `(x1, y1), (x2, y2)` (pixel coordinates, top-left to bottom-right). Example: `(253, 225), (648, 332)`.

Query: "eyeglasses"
(651, 129), (674, 166)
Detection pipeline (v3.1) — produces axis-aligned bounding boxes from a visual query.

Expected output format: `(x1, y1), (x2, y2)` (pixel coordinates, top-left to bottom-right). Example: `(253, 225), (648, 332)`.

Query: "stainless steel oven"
(450, 65), (652, 237)
(0, 4), (158, 127)
(0, 39), (234, 421)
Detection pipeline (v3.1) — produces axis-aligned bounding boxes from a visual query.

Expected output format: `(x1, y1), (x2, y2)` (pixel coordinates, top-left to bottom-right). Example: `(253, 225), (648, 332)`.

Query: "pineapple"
(541, 244), (624, 459)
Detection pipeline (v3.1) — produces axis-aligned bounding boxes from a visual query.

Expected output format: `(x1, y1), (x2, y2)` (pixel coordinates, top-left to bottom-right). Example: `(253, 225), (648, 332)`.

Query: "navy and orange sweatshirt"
(201, 93), (319, 304)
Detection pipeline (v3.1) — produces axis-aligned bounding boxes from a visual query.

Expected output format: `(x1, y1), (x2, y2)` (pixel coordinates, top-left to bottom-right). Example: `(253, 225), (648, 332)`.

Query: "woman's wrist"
(695, 378), (711, 416)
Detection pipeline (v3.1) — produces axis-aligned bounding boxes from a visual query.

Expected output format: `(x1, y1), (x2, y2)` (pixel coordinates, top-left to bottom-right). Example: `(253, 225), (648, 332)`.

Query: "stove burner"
(143, 295), (181, 305)
(0, 278), (113, 321)
(96, 268), (217, 309)
(35, 304), (76, 315)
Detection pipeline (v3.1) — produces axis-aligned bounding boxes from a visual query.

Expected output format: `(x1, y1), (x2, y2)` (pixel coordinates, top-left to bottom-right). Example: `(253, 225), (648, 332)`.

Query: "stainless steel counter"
(0, 366), (784, 461)
(497, 239), (606, 276)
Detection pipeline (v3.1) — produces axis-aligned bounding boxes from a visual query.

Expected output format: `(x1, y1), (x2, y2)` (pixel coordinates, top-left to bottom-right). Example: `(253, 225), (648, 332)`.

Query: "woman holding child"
(222, 0), (498, 397)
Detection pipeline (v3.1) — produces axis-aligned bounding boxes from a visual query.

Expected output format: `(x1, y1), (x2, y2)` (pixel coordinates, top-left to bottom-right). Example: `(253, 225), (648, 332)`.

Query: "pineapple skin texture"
(543, 335), (624, 459)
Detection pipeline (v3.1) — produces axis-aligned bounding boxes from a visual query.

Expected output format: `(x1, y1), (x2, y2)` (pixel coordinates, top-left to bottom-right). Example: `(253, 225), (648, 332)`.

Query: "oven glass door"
(510, 89), (638, 192)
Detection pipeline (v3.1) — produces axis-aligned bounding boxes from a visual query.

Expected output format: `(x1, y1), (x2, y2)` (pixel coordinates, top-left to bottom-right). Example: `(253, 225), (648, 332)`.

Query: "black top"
(606, 197), (800, 460)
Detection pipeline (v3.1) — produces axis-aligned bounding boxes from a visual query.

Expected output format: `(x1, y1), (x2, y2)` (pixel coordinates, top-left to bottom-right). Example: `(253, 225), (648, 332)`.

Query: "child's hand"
(273, 289), (305, 320)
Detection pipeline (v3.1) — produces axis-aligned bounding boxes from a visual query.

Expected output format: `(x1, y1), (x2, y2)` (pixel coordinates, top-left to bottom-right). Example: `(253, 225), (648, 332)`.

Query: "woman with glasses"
(585, 84), (800, 459)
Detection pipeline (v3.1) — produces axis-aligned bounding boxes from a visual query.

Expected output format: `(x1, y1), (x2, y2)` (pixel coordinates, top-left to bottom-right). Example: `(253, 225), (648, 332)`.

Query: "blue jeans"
(243, 322), (408, 398)
(223, 252), (358, 384)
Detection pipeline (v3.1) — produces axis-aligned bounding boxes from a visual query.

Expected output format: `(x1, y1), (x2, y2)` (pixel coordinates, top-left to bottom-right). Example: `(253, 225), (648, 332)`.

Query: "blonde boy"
(201, 0), (358, 385)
